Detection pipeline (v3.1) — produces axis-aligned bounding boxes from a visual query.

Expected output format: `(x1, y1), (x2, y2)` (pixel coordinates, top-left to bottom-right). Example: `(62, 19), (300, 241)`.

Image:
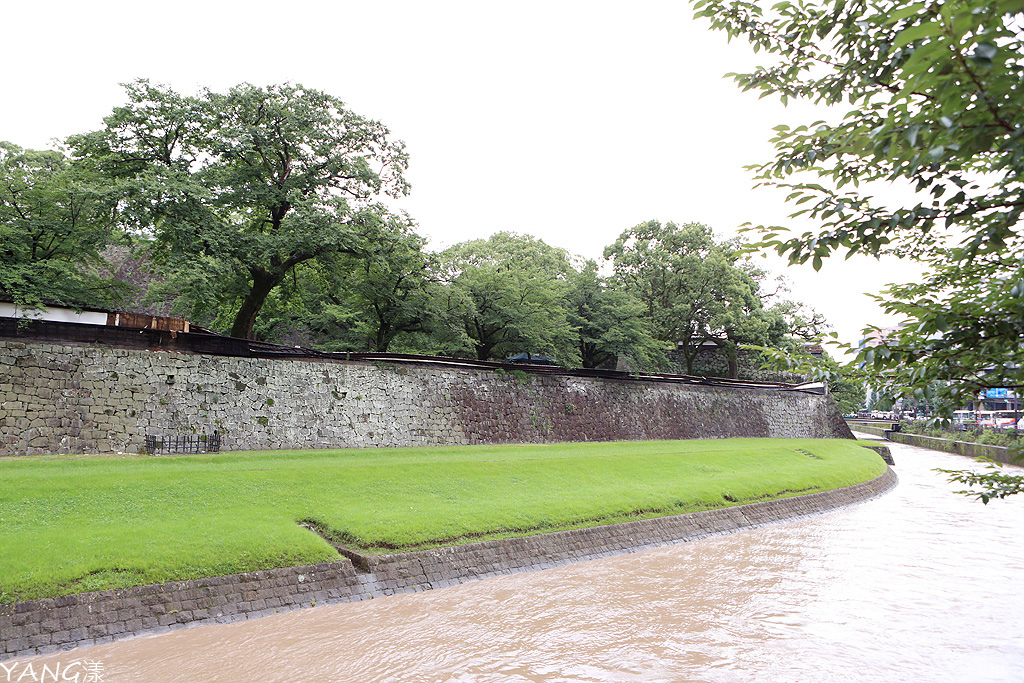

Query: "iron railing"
(145, 432), (221, 455)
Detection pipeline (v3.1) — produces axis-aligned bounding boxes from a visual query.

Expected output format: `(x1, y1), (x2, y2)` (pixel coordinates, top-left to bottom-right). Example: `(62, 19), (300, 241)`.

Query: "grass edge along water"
(0, 438), (886, 602)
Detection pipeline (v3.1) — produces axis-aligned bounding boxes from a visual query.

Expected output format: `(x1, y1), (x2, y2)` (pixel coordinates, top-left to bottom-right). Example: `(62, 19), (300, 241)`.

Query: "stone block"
(85, 623), (111, 638)
(28, 633), (52, 648)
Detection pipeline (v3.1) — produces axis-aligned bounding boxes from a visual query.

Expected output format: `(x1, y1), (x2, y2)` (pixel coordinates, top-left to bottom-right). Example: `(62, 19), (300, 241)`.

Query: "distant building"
(0, 301), (108, 326)
(860, 326), (902, 348)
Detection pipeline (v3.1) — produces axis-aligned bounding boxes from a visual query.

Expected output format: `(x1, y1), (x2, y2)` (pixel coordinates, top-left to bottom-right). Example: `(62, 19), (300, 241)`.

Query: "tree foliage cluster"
(693, 0), (1024, 497)
(0, 142), (128, 310)
(1, 80), (830, 377)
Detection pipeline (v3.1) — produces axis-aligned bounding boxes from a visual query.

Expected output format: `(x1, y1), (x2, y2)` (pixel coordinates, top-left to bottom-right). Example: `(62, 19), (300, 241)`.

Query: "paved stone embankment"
(0, 467), (897, 661)
(1, 340), (853, 456)
(851, 426), (1019, 466)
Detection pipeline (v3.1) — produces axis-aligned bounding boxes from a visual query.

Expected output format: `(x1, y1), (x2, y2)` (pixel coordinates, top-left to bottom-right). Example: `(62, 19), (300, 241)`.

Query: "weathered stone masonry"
(0, 340), (853, 456)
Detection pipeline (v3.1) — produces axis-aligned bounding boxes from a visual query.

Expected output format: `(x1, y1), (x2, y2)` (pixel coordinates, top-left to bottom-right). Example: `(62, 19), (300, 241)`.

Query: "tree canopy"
(2, 79), (842, 388)
(70, 80), (409, 339)
(297, 213), (447, 353)
(567, 260), (667, 370)
(439, 232), (581, 364)
(604, 220), (779, 376)
(693, 0), (1024, 497)
(0, 142), (126, 311)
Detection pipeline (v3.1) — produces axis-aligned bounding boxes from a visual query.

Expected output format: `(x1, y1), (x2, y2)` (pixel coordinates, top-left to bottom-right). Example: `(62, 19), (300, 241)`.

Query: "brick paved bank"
(0, 467), (897, 660)
(851, 427), (1018, 466)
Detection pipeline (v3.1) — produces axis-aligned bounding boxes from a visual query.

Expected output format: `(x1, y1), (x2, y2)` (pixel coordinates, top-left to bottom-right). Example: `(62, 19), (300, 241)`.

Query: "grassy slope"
(0, 439), (885, 602)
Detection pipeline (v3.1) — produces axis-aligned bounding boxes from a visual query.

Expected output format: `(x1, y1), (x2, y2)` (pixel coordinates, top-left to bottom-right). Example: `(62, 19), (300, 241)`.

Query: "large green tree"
(567, 260), (667, 369)
(440, 232), (580, 364)
(0, 142), (126, 311)
(603, 220), (776, 376)
(70, 80), (409, 339)
(300, 214), (447, 352)
(693, 0), (1024, 498)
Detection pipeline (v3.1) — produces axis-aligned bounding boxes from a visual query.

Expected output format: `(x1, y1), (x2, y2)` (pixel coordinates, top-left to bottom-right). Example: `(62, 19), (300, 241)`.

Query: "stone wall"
(0, 467), (897, 660)
(0, 340), (853, 456)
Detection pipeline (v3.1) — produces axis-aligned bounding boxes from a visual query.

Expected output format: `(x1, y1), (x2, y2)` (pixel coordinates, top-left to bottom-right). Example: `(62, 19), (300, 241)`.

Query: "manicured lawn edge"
(0, 439), (886, 604)
(0, 467), (897, 661)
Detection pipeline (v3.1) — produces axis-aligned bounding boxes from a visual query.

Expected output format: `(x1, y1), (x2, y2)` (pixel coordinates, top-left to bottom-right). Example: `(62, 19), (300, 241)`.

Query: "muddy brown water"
(9, 440), (1024, 682)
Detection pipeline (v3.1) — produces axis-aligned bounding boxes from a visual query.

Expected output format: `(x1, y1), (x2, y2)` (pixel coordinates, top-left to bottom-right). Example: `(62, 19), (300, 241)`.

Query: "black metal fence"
(145, 432), (221, 455)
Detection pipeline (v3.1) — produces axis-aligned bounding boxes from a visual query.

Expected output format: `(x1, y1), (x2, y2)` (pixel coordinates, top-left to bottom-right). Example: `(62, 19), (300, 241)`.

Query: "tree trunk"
(471, 318), (497, 360)
(726, 346), (739, 379)
(581, 341), (596, 369)
(230, 271), (280, 339)
(680, 342), (696, 375)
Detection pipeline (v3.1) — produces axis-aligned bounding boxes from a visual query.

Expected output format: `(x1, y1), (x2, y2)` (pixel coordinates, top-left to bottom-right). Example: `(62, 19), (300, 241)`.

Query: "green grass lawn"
(0, 438), (886, 602)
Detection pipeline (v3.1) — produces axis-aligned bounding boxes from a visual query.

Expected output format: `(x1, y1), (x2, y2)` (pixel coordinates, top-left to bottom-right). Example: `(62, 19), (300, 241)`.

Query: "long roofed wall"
(0, 339), (853, 456)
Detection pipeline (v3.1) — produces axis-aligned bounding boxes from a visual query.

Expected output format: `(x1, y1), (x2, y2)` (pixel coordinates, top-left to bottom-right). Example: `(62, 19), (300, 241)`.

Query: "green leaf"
(692, 0), (1024, 505)
(893, 20), (941, 48)
(904, 124), (921, 146)
(885, 2), (926, 23)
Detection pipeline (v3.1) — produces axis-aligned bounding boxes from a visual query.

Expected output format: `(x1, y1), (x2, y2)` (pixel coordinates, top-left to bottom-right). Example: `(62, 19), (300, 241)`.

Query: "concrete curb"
(0, 467), (897, 660)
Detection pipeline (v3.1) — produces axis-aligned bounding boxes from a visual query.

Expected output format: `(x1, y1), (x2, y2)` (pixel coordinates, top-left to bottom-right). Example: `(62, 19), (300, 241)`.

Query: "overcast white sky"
(2, 0), (924, 349)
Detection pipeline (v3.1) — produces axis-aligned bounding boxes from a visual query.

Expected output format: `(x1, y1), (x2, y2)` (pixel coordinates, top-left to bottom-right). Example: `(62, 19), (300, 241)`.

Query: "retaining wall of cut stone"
(0, 467), (897, 660)
(0, 340), (853, 456)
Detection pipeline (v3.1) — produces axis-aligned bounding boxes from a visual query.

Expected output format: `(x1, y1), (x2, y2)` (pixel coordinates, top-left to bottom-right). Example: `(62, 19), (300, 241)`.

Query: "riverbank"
(0, 465), (897, 661)
(0, 438), (885, 604)
(851, 426), (1019, 465)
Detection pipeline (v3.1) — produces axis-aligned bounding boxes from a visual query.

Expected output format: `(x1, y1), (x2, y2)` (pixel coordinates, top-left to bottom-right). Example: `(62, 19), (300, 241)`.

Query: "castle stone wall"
(0, 340), (853, 456)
